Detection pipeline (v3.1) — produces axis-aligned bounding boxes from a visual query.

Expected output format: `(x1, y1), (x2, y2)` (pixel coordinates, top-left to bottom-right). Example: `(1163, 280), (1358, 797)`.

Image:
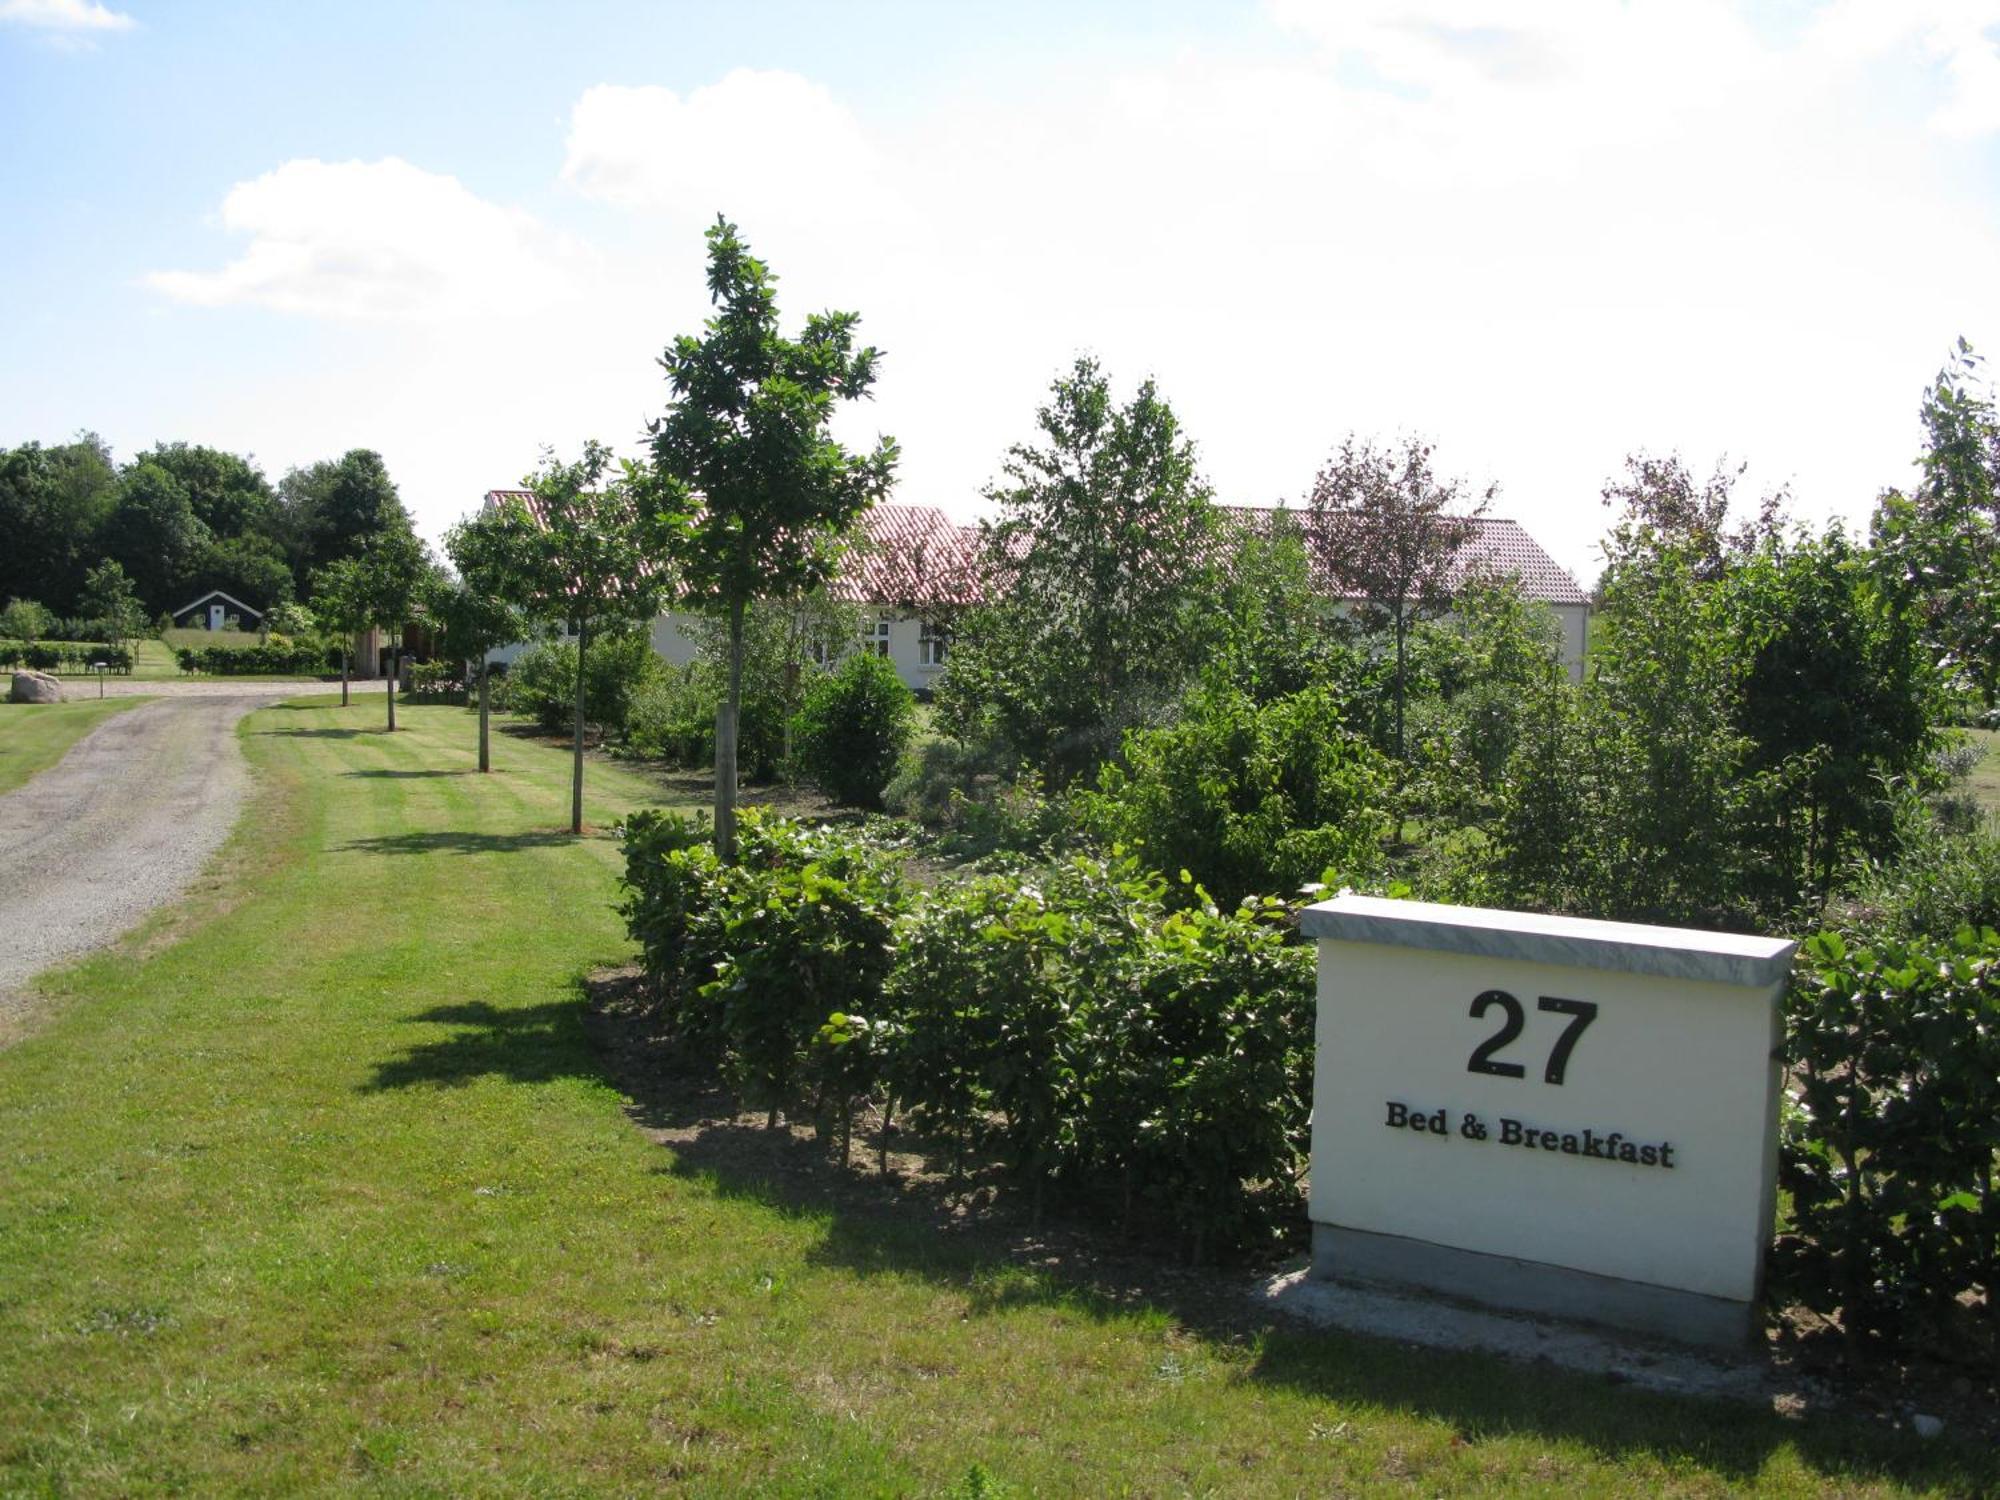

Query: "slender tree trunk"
(386, 644), (397, 732)
(1393, 606), (1408, 761)
(714, 596), (745, 862)
(477, 659), (491, 773)
(571, 619), (590, 835)
(341, 646), (350, 708)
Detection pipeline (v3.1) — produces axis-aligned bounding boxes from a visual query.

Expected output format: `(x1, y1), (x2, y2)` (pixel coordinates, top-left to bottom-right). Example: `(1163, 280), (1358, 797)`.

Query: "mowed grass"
(1967, 727), (2000, 817)
(0, 696), (150, 796)
(0, 703), (1987, 1495)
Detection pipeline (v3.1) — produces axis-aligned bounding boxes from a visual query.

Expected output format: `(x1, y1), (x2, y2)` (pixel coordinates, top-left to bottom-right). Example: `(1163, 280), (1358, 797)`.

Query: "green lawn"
(0, 701), (1984, 1495)
(0, 696), (150, 796)
(1967, 727), (1999, 818)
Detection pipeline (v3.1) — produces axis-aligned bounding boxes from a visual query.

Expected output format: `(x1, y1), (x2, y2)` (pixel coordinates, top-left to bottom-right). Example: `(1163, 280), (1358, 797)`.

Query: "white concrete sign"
(1300, 893), (1796, 1348)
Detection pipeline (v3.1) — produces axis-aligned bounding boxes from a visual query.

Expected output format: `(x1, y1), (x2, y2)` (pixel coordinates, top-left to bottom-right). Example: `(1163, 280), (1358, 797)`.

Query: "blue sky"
(3, 0), (1997, 585)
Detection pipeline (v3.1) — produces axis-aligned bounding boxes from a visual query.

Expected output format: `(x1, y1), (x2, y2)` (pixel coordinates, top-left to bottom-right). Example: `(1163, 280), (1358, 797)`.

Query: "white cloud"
(0, 0), (133, 31)
(561, 70), (884, 223)
(145, 158), (579, 321)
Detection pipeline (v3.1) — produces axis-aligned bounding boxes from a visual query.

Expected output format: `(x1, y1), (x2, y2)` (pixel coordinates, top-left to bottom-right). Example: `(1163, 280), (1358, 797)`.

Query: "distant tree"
(646, 216), (897, 859)
(78, 558), (146, 645)
(437, 514), (530, 774)
(309, 557), (369, 707)
(279, 449), (414, 584)
(0, 598), (54, 642)
(938, 357), (1220, 783)
(349, 528), (433, 732)
(1598, 451), (1784, 587)
(484, 444), (671, 833)
(101, 460), (213, 612)
(0, 434), (120, 612)
(1215, 508), (1336, 704)
(1870, 339), (2000, 706)
(138, 442), (278, 541)
(190, 533), (295, 613)
(1303, 434), (1490, 761)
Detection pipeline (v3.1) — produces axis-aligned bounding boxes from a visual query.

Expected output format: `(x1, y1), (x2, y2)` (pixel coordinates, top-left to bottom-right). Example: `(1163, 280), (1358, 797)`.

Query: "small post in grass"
(90, 660), (106, 698)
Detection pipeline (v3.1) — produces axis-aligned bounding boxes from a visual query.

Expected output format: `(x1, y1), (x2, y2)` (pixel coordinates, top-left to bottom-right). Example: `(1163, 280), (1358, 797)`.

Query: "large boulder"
(9, 671), (63, 704)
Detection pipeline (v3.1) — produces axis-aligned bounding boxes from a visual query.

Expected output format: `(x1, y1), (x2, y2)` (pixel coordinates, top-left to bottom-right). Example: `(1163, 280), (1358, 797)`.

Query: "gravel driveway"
(0, 682), (322, 1007)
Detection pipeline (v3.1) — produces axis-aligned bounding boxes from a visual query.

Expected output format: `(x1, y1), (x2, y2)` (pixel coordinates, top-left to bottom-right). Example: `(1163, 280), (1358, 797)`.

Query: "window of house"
(919, 620), (950, 667)
(861, 613), (893, 657)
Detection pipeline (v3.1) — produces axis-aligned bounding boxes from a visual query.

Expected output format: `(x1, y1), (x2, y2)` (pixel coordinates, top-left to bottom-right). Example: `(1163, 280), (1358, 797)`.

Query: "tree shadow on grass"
(576, 973), (1995, 1495)
(256, 726), (379, 740)
(363, 997), (607, 1093)
(339, 828), (588, 856)
(341, 768), (476, 779)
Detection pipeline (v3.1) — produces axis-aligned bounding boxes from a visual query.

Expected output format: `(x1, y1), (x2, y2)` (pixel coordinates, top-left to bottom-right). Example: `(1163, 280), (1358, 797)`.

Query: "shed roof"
(171, 589), (265, 619)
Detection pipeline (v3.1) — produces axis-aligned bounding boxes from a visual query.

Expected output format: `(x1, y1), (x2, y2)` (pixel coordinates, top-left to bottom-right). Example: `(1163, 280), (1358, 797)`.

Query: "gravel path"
(0, 685), (308, 1007)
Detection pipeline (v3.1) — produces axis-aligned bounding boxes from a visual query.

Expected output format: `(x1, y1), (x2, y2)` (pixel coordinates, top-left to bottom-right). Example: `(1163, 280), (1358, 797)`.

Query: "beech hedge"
(1779, 924), (1998, 1350)
(618, 809), (1314, 1257)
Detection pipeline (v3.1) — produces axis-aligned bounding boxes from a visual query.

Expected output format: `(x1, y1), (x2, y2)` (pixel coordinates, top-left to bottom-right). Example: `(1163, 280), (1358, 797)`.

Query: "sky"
(3, 0), (1998, 588)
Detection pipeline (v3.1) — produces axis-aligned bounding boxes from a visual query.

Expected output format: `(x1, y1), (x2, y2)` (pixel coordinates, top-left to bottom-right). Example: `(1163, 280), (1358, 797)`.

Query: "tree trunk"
(571, 619), (590, 835)
(1393, 606), (1408, 761)
(477, 659), (491, 773)
(386, 644), (397, 732)
(714, 596), (745, 862)
(341, 648), (350, 708)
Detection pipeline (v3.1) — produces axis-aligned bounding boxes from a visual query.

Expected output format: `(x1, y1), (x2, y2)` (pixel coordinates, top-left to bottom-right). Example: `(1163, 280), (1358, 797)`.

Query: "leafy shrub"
(624, 665), (721, 768)
(789, 651), (915, 808)
(405, 659), (461, 699)
(510, 632), (661, 737)
(0, 598), (54, 642)
(1780, 925), (1999, 1348)
(173, 638), (327, 675)
(1076, 683), (1391, 909)
(0, 641), (130, 674)
(618, 815), (1317, 1257)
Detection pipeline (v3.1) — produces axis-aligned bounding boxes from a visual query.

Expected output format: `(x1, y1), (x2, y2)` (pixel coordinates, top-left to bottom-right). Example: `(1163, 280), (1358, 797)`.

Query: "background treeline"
(0, 435), (415, 618)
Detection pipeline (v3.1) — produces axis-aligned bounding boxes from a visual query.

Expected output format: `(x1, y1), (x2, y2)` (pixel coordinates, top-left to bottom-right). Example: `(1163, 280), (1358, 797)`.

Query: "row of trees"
(0, 437), (414, 618)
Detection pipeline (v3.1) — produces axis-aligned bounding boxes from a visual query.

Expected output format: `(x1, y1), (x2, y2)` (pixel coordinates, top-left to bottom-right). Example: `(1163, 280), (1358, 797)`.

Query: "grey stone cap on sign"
(1299, 894), (1797, 988)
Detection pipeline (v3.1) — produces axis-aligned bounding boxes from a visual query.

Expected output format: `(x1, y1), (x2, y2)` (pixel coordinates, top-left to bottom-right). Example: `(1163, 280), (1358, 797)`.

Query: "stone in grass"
(9, 671), (62, 704)
(1911, 1414), (1944, 1439)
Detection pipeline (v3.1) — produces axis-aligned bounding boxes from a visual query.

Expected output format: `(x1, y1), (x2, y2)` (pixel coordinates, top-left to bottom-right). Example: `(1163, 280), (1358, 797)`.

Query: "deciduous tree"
(1303, 434), (1490, 760)
(646, 216), (896, 859)
(939, 357), (1219, 783)
(438, 514), (530, 774)
(484, 444), (670, 833)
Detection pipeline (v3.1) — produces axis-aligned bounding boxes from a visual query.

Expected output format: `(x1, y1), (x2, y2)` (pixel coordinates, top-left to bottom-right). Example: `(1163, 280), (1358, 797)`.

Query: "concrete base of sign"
(1311, 1223), (1757, 1351)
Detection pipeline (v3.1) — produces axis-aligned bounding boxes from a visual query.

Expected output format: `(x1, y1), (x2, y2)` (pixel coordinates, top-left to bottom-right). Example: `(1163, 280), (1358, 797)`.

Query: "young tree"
(438, 515), (529, 773)
(310, 557), (368, 707)
(351, 528), (432, 732)
(485, 444), (670, 833)
(78, 558), (145, 645)
(1303, 434), (1491, 760)
(646, 216), (897, 860)
(1870, 339), (2000, 707)
(938, 357), (1220, 783)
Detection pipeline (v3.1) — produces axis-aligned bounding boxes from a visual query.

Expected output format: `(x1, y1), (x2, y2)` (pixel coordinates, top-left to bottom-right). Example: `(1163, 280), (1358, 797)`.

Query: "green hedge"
(0, 641), (132, 674)
(1779, 924), (1998, 1349)
(618, 809), (1314, 1257)
(175, 639), (334, 676)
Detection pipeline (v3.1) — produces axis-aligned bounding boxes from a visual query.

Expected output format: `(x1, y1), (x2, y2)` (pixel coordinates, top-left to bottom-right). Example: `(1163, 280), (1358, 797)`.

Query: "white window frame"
(919, 619), (949, 667)
(861, 612), (893, 658)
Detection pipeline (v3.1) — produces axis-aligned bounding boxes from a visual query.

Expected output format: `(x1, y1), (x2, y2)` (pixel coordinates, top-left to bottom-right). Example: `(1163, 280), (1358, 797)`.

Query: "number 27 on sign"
(1465, 990), (1598, 1085)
